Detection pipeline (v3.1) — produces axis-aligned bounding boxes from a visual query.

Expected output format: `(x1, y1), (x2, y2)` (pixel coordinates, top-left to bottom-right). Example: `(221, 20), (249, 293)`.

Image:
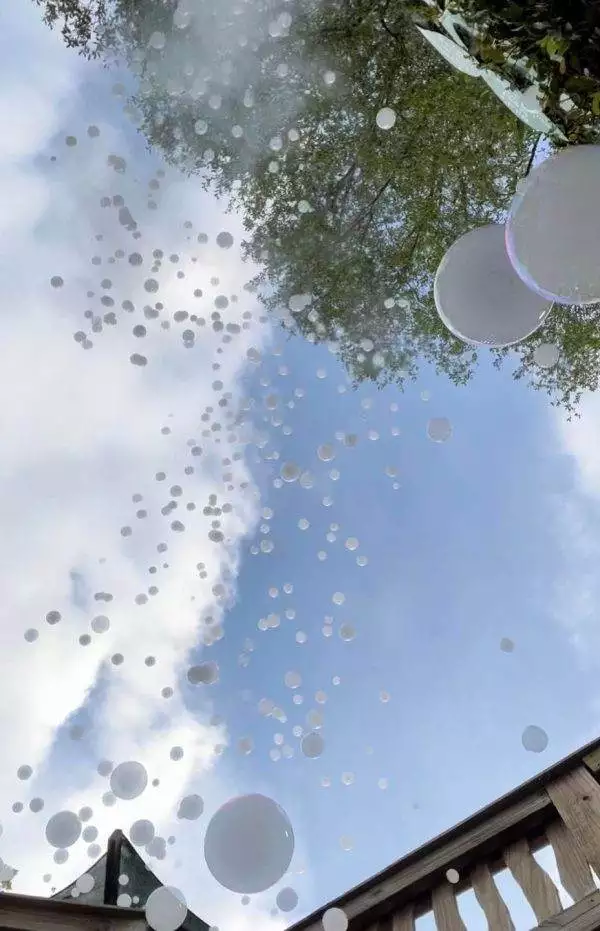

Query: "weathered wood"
(582, 748), (600, 775)
(537, 890), (600, 931)
(311, 789), (550, 930)
(471, 863), (515, 931)
(505, 838), (562, 923)
(0, 892), (144, 931)
(547, 767), (600, 879)
(432, 884), (467, 931)
(546, 819), (596, 902)
(291, 736), (600, 931)
(391, 906), (415, 931)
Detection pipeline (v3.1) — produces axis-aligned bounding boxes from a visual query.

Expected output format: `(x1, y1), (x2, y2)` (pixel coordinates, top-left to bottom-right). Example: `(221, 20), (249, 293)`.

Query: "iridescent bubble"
(317, 445), (335, 462)
(446, 868), (460, 884)
(301, 732), (324, 759)
(145, 886), (187, 931)
(506, 146), (600, 305)
(276, 887), (299, 912)
(500, 637), (515, 653)
(281, 462), (300, 483)
(216, 232), (234, 249)
(339, 624), (356, 642)
(110, 761), (148, 800)
(427, 417), (453, 443)
(435, 224), (552, 347)
(17, 765), (33, 780)
(45, 811), (81, 848)
(522, 725), (548, 753)
(376, 107), (396, 130)
(50, 276), (64, 288)
(204, 794), (294, 893)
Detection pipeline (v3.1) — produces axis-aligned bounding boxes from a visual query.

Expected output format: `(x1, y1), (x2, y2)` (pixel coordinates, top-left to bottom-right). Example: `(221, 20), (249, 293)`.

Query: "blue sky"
(2, 3), (600, 931)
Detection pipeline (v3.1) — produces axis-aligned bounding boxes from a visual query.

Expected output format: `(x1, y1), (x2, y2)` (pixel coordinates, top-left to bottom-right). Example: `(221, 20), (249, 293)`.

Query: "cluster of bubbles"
(18, 18), (561, 917)
(435, 146), (600, 363)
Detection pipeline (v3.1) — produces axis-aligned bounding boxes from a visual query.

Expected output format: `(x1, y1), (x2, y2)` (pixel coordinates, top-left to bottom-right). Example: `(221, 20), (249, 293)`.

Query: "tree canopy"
(33, 0), (600, 415)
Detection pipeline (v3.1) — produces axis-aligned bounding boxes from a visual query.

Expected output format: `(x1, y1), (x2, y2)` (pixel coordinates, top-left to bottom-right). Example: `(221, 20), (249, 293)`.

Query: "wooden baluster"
(391, 905), (415, 931)
(548, 766), (600, 879)
(432, 883), (467, 931)
(505, 838), (562, 922)
(471, 863), (515, 931)
(546, 819), (596, 902)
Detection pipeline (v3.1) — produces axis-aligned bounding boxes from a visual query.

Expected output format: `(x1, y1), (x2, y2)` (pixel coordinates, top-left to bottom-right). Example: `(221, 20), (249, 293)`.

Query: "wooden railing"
(291, 739), (600, 931)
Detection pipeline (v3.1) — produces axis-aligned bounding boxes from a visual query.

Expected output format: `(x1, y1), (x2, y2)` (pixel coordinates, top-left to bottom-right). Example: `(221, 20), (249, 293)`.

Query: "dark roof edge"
(0, 889), (144, 919)
(105, 828), (126, 906)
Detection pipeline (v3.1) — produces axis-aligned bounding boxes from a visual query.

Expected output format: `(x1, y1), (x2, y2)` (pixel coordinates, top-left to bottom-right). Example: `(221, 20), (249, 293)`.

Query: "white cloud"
(0, 5), (305, 929)
(548, 394), (600, 662)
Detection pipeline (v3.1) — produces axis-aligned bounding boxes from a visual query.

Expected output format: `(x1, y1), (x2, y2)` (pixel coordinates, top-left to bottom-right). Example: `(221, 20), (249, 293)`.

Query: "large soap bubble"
(45, 810), (82, 848)
(506, 146), (600, 306)
(323, 908), (349, 931)
(110, 761), (148, 800)
(434, 223), (552, 347)
(145, 886), (187, 931)
(204, 794), (294, 893)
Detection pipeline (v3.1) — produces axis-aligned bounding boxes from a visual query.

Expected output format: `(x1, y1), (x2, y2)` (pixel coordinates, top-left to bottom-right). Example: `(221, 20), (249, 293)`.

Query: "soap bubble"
(46, 811), (81, 848)
(500, 637), (515, 653)
(427, 417), (452, 443)
(148, 31), (166, 50)
(177, 795), (204, 820)
(533, 343), (560, 368)
(317, 444), (335, 462)
(506, 146), (600, 305)
(187, 662), (219, 685)
(110, 761), (148, 800)
(434, 224), (552, 347)
(301, 732), (324, 758)
(276, 887), (299, 912)
(522, 725), (548, 753)
(130, 819), (155, 846)
(323, 908), (349, 931)
(204, 794), (294, 893)
(145, 886), (187, 931)
(446, 868), (460, 884)
(216, 232), (234, 249)
(76, 874), (95, 893)
(376, 107), (396, 130)
(281, 462), (300, 483)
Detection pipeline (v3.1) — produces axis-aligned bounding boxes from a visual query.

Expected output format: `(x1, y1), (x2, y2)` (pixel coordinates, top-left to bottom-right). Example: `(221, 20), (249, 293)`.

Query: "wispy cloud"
(0, 5), (301, 929)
